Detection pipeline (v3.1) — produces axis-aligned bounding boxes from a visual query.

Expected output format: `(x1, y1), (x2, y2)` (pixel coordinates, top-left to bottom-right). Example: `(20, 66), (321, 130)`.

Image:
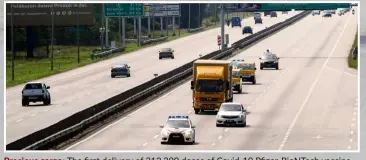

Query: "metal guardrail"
(90, 47), (126, 60)
(6, 11), (310, 150)
(188, 27), (205, 33)
(141, 36), (168, 46)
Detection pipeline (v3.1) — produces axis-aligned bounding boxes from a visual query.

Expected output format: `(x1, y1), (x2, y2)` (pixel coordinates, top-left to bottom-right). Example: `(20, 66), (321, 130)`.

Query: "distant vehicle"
(231, 16), (242, 27)
(253, 12), (261, 20)
(339, 10), (344, 16)
(216, 102), (247, 127)
(22, 82), (51, 106)
(270, 12), (277, 17)
(259, 54), (280, 70)
(254, 18), (263, 24)
(330, 10), (336, 14)
(159, 48), (175, 59)
(323, 10), (332, 17)
(232, 69), (243, 93)
(111, 64), (131, 78)
(282, 11), (288, 14)
(159, 115), (196, 144)
(235, 61), (257, 84)
(312, 10), (321, 15)
(242, 26), (253, 34)
(264, 11), (271, 16)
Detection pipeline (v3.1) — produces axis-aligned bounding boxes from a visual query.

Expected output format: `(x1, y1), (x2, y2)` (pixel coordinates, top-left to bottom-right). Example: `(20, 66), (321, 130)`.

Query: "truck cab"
(236, 61), (257, 84)
(232, 68), (243, 93)
(190, 60), (234, 114)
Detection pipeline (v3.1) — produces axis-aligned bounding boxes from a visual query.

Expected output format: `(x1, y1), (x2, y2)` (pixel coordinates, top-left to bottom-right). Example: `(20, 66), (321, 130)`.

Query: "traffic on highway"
(5, 3), (359, 151)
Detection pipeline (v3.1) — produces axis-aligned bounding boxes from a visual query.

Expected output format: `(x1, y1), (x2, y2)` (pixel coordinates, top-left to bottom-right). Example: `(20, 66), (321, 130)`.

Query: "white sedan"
(159, 115), (196, 144)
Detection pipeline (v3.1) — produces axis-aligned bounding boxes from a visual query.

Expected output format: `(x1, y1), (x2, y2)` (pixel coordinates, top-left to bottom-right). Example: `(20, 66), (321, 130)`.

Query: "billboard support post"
(77, 4), (80, 64)
(51, 6), (54, 71)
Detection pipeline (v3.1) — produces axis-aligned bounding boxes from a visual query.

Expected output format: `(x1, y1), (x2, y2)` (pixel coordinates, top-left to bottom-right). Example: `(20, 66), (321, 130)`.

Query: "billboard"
(6, 3), (94, 27)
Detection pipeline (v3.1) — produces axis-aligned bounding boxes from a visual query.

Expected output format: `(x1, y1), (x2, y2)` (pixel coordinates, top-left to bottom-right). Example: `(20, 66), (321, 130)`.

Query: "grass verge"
(6, 12), (251, 88)
(348, 31), (358, 69)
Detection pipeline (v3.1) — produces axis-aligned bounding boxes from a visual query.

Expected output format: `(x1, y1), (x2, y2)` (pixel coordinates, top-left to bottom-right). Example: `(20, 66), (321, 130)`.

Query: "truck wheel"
(260, 67), (263, 70)
(127, 74), (131, 77)
(111, 75), (115, 78)
(275, 64), (279, 70)
(194, 109), (199, 114)
(238, 87), (242, 94)
(159, 57), (162, 59)
(171, 56), (174, 59)
(252, 77), (256, 85)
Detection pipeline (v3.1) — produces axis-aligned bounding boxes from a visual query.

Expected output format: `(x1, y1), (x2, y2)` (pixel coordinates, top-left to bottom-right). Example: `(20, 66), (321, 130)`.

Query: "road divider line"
(64, 83), (186, 150)
(218, 135), (222, 140)
(142, 143), (148, 147)
(30, 113), (37, 117)
(212, 143), (216, 146)
(325, 66), (357, 77)
(348, 146), (351, 149)
(224, 128), (229, 132)
(278, 13), (352, 150)
(16, 119), (23, 123)
(153, 135), (158, 139)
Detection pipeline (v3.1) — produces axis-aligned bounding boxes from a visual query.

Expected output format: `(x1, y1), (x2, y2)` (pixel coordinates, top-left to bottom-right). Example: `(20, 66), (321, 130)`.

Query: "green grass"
(348, 31), (358, 69)
(6, 12), (252, 88)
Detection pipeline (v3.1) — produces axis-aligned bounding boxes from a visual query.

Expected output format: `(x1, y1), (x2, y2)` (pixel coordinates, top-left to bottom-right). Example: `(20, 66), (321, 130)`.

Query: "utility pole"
(188, 3), (191, 30)
(220, 4), (225, 50)
(51, 6), (55, 71)
(198, 3), (201, 28)
(122, 17), (125, 46)
(11, 4), (14, 80)
(101, 4), (104, 51)
(77, 4), (80, 63)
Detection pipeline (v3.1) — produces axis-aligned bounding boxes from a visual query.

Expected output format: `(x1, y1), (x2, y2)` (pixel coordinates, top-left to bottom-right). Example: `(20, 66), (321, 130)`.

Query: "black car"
(270, 12), (277, 17)
(242, 26), (253, 34)
(259, 54), (280, 70)
(264, 11), (271, 16)
(159, 48), (175, 59)
(323, 11), (332, 17)
(282, 11), (288, 14)
(111, 64), (131, 78)
(254, 18), (262, 24)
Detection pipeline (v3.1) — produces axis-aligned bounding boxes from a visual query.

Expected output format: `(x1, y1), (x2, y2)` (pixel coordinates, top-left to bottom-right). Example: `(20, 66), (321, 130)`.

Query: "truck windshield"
(237, 63), (254, 69)
(195, 79), (224, 92)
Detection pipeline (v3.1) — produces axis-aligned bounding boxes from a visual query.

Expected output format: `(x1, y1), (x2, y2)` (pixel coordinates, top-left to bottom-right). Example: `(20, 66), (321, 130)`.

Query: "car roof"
(221, 102), (242, 105)
(26, 82), (43, 84)
(160, 48), (172, 52)
(112, 64), (127, 68)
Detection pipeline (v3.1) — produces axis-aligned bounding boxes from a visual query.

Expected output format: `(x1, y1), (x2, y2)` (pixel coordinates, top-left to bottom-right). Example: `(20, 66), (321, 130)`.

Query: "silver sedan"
(216, 102), (247, 127)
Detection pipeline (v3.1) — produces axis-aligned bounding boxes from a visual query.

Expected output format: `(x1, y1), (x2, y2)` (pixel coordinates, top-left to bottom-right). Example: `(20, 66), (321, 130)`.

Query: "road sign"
(227, 3), (350, 12)
(6, 3), (94, 26)
(217, 35), (221, 46)
(104, 3), (144, 17)
(144, 4), (180, 17)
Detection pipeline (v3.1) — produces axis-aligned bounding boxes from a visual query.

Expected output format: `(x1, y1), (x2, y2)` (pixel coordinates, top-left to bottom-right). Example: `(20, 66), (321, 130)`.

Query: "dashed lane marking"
(16, 119), (23, 123)
(142, 143), (148, 147)
(218, 135), (222, 140)
(153, 135), (159, 139)
(30, 113), (37, 117)
(225, 128), (229, 132)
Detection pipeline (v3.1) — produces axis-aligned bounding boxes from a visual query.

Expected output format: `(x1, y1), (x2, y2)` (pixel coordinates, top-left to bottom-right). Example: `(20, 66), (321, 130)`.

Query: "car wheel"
(194, 109), (199, 114)
(243, 121), (247, 127)
(238, 87), (242, 93)
(252, 77), (256, 85)
(43, 99), (48, 105)
(216, 123), (221, 127)
(159, 57), (162, 59)
(276, 64), (279, 70)
(111, 75), (115, 78)
(171, 56), (174, 59)
(22, 99), (28, 106)
(127, 74), (131, 77)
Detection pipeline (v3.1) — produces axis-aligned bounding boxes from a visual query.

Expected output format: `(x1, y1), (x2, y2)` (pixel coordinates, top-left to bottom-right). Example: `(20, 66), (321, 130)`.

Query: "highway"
(65, 10), (358, 150)
(5, 11), (301, 144)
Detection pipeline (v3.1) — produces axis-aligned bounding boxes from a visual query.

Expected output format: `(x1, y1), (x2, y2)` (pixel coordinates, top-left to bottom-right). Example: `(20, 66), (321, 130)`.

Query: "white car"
(216, 102), (247, 127)
(159, 115), (196, 144)
(312, 10), (320, 15)
(21, 82), (51, 106)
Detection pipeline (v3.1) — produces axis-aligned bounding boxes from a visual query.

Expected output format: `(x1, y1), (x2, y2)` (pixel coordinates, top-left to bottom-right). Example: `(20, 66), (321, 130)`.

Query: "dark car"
(242, 26), (253, 34)
(159, 48), (175, 59)
(231, 16), (242, 28)
(111, 64), (131, 78)
(254, 18), (262, 24)
(282, 11), (288, 14)
(270, 12), (277, 17)
(259, 54), (280, 70)
(323, 11), (332, 17)
(264, 11), (271, 16)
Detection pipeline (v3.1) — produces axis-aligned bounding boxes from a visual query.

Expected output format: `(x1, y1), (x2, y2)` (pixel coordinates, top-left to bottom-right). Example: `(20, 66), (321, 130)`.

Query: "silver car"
(216, 102), (247, 127)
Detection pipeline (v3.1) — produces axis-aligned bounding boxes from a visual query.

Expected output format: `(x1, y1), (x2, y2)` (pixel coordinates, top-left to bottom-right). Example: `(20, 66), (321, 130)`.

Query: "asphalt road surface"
(65, 10), (358, 150)
(5, 12), (301, 144)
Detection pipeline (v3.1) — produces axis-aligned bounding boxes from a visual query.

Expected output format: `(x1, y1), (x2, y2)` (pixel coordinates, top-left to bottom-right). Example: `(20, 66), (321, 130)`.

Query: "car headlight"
(161, 130), (170, 136)
(184, 130), (193, 135)
(216, 115), (222, 118)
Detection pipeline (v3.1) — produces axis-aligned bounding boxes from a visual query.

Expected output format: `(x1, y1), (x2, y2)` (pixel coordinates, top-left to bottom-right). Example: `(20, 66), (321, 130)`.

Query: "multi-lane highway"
(65, 9), (358, 150)
(5, 11), (301, 143)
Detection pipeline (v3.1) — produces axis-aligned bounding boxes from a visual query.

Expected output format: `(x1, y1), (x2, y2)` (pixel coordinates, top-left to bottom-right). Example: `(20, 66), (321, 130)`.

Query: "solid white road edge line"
(278, 13), (352, 150)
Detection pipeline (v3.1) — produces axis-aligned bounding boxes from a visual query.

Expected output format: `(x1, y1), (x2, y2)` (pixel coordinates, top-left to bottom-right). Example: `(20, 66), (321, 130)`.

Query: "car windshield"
(112, 67), (127, 72)
(165, 120), (190, 128)
(262, 54), (277, 60)
(195, 79), (224, 92)
(25, 83), (42, 89)
(232, 71), (240, 78)
(220, 104), (242, 112)
(236, 63), (254, 69)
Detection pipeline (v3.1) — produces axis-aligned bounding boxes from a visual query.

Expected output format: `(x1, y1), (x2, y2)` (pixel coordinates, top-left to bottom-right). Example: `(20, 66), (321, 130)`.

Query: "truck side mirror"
(190, 81), (194, 89)
(259, 57), (262, 60)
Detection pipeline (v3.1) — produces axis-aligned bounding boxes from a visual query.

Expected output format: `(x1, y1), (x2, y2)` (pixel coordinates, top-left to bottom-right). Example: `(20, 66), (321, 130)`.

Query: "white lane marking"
(142, 143), (148, 146)
(350, 139), (353, 142)
(30, 113), (37, 117)
(348, 146), (351, 149)
(325, 66), (357, 77)
(353, 118), (356, 121)
(218, 135), (222, 140)
(16, 119), (23, 122)
(44, 109), (51, 112)
(153, 135), (159, 139)
(353, 112), (356, 115)
(64, 83), (186, 150)
(278, 14), (352, 150)
(188, 110), (192, 114)
(224, 128), (229, 132)
(350, 131), (354, 135)
(212, 142), (216, 146)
